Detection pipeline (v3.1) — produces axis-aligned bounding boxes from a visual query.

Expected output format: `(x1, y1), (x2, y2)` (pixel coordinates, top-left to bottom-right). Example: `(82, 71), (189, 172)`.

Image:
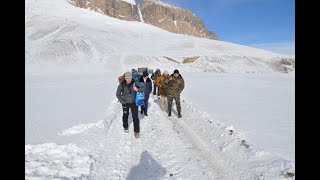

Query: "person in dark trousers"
(166, 69), (185, 118)
(116, 72), (145, 138)
(139, 71), (153, 116)
(151, 69), (161, 98)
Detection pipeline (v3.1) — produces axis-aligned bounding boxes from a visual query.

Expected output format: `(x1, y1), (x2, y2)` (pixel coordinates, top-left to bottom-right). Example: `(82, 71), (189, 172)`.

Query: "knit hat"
(163, 70), (169, 75)
(173, 69), (179, 74)
(124, 72), (132, 78)
(143, 71), (149, 77)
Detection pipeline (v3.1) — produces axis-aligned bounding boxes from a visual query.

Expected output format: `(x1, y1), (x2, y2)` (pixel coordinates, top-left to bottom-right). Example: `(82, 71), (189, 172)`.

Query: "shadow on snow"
(126, 151), (167, 180)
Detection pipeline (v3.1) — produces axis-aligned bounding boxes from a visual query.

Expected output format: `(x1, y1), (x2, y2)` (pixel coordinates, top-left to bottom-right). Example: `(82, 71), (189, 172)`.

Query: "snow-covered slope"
(122, 0), (136, 5)
(26, 0), (294, 74)
(25, 0), (295, 179)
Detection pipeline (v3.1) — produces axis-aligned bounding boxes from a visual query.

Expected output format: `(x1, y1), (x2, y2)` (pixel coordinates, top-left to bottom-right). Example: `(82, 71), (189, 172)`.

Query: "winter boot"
(134, 132), (140, 138)
(124, 128), (129, 133)
(140, 109), (143, 114)
(178, 112), (182, 118)
(168, 111), (171, 117)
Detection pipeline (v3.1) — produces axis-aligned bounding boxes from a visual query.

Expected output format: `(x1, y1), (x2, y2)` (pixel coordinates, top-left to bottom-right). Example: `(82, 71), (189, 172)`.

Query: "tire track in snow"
(169, 116), (235, 180)
(150, 97), (236, 179)
(132, 97), (224, 179)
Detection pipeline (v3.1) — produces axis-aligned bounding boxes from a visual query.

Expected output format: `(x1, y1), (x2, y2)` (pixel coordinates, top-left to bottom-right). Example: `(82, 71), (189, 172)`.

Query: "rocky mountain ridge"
(69, 0), (219, 40)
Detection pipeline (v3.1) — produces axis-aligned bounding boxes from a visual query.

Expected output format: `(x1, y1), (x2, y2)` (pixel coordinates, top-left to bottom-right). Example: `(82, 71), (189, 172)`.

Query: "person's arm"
(148, 81), (153, 94)
(116, 85), (125, 104)
(163, 77), (170, 87)
(180, 77), (185, 93)
(134, 81), (145, 92)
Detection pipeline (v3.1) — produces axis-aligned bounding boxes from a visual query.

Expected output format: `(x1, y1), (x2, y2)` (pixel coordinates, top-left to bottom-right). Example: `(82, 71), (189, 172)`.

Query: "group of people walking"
(116, 68), (185, 138)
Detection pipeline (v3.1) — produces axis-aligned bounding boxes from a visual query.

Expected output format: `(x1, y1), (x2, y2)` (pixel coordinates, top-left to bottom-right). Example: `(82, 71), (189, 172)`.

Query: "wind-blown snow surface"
(25, 0), (295, 179)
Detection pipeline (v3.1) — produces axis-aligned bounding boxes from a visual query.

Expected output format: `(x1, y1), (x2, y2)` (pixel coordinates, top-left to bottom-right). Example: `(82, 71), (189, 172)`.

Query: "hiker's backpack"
(134, 82), (145, 106)
(118, 74), (124, 84)
(135, 91), (145, 106)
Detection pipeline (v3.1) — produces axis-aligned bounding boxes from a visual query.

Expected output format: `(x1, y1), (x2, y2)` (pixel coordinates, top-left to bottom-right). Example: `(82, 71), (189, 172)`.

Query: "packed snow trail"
(89, 94), (292, 179)
(90, 96), (235, 180)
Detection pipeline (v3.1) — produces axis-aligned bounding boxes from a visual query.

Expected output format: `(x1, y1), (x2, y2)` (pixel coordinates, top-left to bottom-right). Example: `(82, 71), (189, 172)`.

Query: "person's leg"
(140, 105), (144, 114)
(164, 96), (167, 112)
(167, 97), (173, 116)
(175, 95), (182, 118)
(157, 87), (160, 98)
(122, 104), (129, 129)
(130, 103), (140, 133)
(144, 94), (149, 115)
(160, 95), (165, 111)
(153, 84), (157, 96)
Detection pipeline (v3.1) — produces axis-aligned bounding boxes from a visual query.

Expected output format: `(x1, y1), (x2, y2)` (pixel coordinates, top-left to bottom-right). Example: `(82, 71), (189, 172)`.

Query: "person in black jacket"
(116, 72), (145, 138)
(139, 71), (153, 116)
(151, 69), (161, 98)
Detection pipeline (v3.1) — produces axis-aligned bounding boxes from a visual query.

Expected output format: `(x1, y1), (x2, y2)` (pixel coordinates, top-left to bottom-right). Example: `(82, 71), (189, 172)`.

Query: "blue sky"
(137, 0), (295, 56)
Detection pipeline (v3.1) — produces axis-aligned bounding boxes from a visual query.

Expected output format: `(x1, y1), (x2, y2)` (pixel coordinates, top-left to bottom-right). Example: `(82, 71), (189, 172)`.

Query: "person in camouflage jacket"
(166, 69), (184, 118)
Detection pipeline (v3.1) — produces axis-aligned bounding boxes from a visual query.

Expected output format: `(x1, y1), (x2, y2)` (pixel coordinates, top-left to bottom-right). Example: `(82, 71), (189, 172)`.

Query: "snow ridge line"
(103, 98), (122, 132)
(57, 98), (120, 136)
